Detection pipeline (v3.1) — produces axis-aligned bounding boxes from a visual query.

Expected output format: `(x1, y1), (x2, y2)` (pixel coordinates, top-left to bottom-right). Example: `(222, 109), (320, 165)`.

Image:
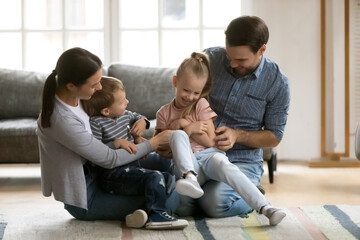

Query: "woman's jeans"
(170, 130), (267, 218)
(99, 164), (175, 214)
(65, 152), (179, 221)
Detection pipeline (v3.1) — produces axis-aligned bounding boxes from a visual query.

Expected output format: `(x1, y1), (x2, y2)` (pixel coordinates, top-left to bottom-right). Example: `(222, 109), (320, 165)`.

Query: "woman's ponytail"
(40, 70), (57, 128)
(40, 47), (103, 128)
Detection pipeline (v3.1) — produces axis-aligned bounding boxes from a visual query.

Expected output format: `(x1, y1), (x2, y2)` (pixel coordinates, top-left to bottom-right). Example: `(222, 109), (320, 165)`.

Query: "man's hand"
(113, 139), (138, 154)
(130, 119), (147, 137)
(214, 126), (238, 151)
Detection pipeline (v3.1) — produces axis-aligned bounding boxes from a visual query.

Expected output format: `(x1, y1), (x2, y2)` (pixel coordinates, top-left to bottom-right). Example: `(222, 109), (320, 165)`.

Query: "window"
(0, 0), (241, 71)
(0, 0), (104, 72)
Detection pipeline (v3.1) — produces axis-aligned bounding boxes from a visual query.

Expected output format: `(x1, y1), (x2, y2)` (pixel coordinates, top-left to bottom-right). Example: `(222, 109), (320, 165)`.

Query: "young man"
(176, 16), (290, 218)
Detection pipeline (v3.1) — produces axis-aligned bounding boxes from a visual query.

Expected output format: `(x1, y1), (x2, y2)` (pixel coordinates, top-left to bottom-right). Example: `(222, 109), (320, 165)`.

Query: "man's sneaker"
(125, 209), (148, 228)
(145, 211), (188, 230)
(175, 178), (204, 199)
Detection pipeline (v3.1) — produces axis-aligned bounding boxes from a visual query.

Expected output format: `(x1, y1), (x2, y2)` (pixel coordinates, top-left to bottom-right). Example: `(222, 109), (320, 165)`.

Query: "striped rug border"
(3, 205), (356, 240)
(324, 205), (360, 239)
(242, 213), (271, 240)
(116, 205), (360, 240)
(88, 205), (360, 240)
(120, 221), (132, 240)
(0, 222), (7, 240)
(288, 207), (328, 240)
(194, 217), (216, 240)
(301, 205), (360, 240)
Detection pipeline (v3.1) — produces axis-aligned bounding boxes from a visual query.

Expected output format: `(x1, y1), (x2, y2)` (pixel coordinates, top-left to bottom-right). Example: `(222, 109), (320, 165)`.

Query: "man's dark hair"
(225, 16), (269, 53)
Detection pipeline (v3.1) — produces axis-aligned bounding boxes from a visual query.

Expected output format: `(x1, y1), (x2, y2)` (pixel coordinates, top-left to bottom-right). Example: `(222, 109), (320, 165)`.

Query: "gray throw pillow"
(0, 68), (47, 119)
(107, 64), (176, 119)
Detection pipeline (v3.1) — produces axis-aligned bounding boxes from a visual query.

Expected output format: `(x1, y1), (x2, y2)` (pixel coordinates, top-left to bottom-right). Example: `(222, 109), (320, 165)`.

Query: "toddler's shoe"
(175, 178), (204, 199)
(125, 209), (148, 228)
(145, 211), (188, 230)
(263, 207), (286, 226)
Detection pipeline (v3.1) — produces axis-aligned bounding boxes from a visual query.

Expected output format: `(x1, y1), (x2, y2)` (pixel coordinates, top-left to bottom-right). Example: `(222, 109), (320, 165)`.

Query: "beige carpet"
(1, 205), (360, 240)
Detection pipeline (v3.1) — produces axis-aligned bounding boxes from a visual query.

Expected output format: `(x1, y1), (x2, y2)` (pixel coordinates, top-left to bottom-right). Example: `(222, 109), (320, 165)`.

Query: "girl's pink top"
(156, 98), (217, 152)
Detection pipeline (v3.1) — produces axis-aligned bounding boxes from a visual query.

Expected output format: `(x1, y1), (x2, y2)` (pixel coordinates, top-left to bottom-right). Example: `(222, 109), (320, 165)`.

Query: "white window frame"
(111, 0), (241, 67)
(0, 0), (241, 70)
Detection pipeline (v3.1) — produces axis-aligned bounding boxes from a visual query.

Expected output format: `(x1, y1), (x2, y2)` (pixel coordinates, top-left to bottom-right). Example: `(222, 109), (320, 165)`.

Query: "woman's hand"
(113, 139), (138, 154)
(134, 136), (146, 144)
(134, 136), (149, 159)
(149, 130), (173, 151)
(156, 147), (173, 158)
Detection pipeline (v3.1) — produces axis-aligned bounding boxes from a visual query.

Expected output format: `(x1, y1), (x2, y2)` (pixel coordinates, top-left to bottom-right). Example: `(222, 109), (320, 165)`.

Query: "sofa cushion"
(107, 64), (176, 119)
(0, 68), (47, 119)
(0, 118), (39, 163)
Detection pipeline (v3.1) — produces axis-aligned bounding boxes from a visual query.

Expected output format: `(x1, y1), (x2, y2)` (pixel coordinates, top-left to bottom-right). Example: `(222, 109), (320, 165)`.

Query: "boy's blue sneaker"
(145, 211), (188, 230)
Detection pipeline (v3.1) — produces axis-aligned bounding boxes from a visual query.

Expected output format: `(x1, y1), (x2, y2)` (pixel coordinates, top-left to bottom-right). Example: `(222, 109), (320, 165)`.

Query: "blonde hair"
(82, 76), (125, 117)
(176, 52), (212, 117)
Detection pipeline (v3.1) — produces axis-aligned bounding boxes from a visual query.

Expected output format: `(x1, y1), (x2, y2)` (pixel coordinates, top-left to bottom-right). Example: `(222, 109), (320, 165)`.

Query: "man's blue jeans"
(170, 131), (269, 217)
(176, 160), (264, 218)
(170, 131), (265, 218)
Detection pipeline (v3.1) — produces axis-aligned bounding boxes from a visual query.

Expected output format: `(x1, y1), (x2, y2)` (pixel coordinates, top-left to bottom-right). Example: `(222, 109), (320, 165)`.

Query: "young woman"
(36, 47), (180, 226)
(155, 52), (286, 225)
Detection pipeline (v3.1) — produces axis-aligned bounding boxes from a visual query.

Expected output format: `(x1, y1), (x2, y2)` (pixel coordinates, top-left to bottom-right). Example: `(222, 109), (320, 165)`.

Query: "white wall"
(242, 0), (322, 160)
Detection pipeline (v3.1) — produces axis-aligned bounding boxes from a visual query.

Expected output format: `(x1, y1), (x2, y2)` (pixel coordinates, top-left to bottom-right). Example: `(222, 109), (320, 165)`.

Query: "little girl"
(155, 52), (286, 226)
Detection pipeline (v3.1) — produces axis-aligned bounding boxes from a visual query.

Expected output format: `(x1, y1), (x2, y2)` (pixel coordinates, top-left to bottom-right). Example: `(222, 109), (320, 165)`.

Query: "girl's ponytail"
(178, 52), (212, 118)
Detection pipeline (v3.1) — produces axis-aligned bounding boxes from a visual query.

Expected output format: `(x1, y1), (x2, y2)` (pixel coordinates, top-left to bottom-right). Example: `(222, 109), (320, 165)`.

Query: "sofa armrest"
(143, 119), (156, 139)
(355, 123), (360, 160)
(263, 147), (276, 160)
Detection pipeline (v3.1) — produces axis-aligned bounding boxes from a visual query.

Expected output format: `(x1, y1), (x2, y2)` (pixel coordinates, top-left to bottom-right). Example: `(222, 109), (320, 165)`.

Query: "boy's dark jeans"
(99, 165), (175, 213)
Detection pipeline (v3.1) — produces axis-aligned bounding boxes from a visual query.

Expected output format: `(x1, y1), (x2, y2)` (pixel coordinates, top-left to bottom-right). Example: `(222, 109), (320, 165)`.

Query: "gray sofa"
(0, 64), (175, 163)
(0, 64), (276, 183)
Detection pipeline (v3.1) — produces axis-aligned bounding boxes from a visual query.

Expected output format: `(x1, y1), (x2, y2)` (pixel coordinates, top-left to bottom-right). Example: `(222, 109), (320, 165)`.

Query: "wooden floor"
(261, 160), (360, 207)
(0, 160), (360, 212)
